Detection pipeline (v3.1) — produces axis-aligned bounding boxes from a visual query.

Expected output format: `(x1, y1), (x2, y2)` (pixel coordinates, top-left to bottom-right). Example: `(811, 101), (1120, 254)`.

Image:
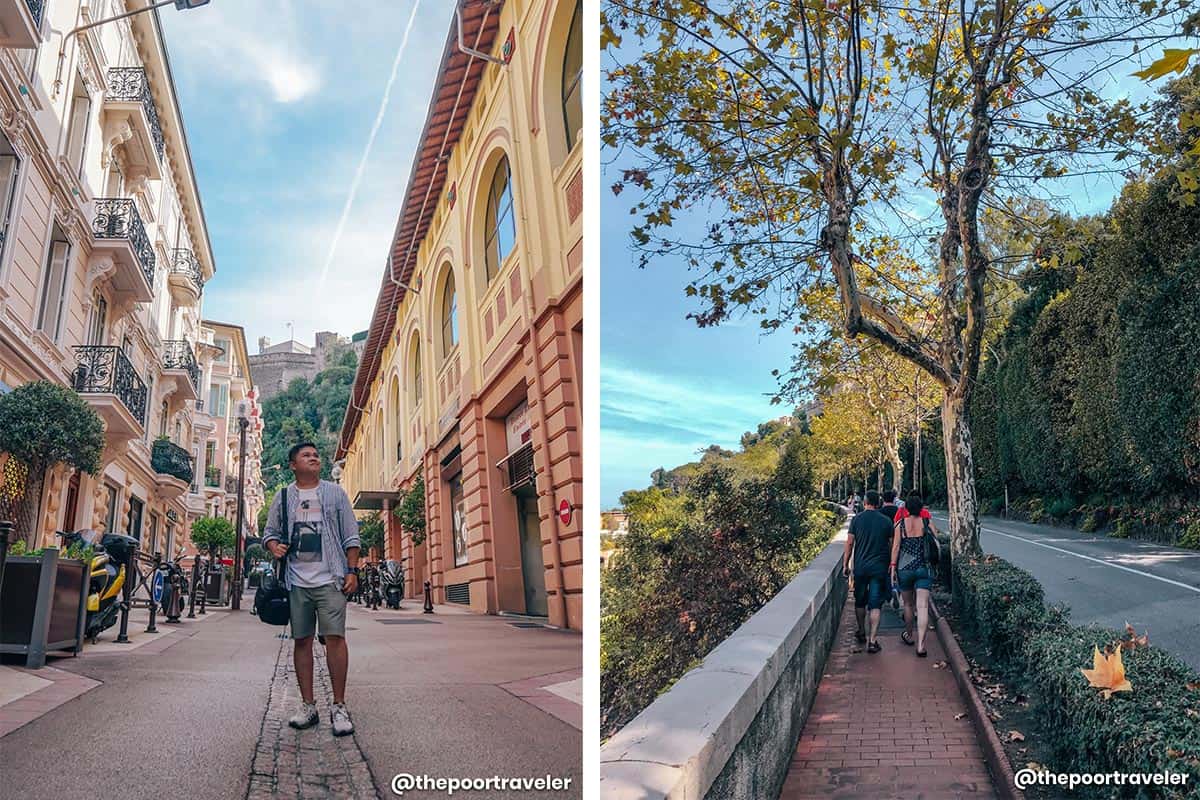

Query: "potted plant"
(190, 516), (235, 604)
(0, 538), (91, 667)
(0, 381), (104, 548)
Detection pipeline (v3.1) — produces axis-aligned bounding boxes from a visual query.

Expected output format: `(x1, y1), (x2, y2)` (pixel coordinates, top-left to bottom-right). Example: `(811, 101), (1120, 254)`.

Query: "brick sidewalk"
(780, 599), (997, 799)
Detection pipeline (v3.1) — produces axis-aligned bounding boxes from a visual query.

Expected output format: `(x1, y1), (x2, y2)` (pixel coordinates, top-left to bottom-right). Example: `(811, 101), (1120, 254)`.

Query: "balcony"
(0, 0), (43, 49)
(102, 67), (164, 179)
(91, 198), (155, 303)
(152, 438), (193, 499)
(168, 248), (204, 305)
(161, 339), (200, 402)
(72, 345), (147, 441)
(204, 466), (222, 490)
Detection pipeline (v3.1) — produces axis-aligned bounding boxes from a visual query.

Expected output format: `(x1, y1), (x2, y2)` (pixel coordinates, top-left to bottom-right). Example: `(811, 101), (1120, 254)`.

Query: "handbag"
(254, 488), (291, 626)
(921, 517), (941, 566)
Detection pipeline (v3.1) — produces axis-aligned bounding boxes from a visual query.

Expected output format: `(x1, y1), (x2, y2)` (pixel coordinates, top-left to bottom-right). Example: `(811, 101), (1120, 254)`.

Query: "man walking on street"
(843, 490), (892, 653)
(262, 442), (361, 736)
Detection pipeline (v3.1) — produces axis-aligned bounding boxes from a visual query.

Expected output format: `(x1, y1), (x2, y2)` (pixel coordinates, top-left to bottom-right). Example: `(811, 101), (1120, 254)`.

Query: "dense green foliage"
(358, 511), (384, 557)
(393, 475), (426, 546)
(0, 381), (105, 545)
(260, 345), (357, 482)
(190, 516), (236, 558)
(953, 557), (1200, 797)
(969, 169), (1200, 540)
(601, 425), (840, 737)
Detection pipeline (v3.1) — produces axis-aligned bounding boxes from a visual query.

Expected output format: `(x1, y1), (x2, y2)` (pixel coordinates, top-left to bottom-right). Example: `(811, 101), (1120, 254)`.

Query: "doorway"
(515, 487), (547, 617)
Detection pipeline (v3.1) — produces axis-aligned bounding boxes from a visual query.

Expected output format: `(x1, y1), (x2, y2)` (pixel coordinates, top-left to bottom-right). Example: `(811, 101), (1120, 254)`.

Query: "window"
(390, 377), (402, 465)
(483, 156), (516, 282)
(65, 76), (91, 178)
(104, 485), (119, 534)
(127, 496), (144, 541)
(165, 524), (175, 559)
(36, 229), (71, 341)
(441, 270), (458, 358)
(561, 1), (583, 151)
(411, 339), (422, 407)
(450, 474), (467, 567)
(208, 383), (228, 418)
(214, 338), (230, 363)
(160, 400), (169, 437)
(147, 512), (160, 556)
(87, 293), (107, 345)
(0, 133), (21, 264)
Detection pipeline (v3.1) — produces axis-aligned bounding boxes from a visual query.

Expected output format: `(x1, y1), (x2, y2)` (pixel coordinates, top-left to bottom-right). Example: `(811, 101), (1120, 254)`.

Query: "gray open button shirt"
(262, 479), (361, 589)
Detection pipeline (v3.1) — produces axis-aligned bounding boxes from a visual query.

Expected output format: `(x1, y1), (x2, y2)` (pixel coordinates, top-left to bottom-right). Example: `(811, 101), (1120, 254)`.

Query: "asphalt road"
(931, 512), (1200, 672)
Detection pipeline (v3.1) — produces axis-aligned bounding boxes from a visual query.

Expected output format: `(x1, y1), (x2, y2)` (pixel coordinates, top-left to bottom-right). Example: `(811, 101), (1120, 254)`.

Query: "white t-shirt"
(287, 486), (336, 588)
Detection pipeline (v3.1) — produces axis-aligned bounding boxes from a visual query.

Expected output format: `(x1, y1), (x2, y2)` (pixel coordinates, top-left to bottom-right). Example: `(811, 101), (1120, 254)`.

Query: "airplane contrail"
(318, 0), (423, 290)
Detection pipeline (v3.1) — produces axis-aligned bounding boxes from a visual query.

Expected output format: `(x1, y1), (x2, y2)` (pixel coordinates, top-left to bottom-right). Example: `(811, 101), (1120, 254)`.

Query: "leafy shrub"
(1024, 624), (1200, 797)
(393, 475), (426, 546)
(982, 497), (1005, 516)
(601, 432), (835, 737)
(1047, 496), (1076, 520)
(953, 556), (1058, 669)
(1180, 521), (1200, 551)
(1079, 511), (1098, 533)
(1111, 517), (1131, 539)
(1027, 496), (1046, 524)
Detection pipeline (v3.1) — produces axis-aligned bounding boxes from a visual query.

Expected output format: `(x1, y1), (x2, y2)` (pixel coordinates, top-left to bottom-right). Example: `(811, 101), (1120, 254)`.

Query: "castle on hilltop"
(248, 331), (367, 402)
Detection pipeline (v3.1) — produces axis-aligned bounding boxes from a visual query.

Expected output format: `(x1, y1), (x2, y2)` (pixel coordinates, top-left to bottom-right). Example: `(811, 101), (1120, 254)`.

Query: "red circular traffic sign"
(558, 499), (573, 525)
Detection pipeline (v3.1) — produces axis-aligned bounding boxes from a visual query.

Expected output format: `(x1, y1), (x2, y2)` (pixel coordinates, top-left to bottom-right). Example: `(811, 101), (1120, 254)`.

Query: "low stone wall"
(601, 532), (849, 799)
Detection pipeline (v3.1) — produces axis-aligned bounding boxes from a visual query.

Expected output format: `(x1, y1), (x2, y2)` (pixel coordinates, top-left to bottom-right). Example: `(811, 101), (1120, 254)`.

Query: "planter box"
(0, 549), (89, 668)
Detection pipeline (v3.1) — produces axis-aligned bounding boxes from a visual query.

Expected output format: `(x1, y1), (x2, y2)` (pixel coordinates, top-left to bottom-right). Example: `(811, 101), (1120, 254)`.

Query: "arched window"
(484, 156), (516, 282)
(390, 376), (402, 464)
(561, 0), (582, 151)
(441, 270), (458, 359)
(411, 338), (422, 407)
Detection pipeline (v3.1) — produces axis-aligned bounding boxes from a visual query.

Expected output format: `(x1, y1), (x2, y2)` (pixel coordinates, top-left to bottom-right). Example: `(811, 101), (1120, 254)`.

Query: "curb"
(930, 598), (1025, 800)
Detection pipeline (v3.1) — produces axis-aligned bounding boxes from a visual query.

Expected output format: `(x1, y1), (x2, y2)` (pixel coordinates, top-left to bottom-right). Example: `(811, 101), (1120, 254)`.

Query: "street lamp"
(231, 399), (250, 610)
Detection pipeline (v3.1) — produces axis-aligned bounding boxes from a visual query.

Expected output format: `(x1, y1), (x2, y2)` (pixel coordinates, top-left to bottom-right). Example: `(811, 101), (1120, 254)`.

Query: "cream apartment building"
(0, 1), (231, 558)
(338, 0), (583, 631)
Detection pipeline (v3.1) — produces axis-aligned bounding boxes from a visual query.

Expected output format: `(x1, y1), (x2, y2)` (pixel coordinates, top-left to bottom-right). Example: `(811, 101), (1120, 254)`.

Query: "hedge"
(953, 557), (1200, 798)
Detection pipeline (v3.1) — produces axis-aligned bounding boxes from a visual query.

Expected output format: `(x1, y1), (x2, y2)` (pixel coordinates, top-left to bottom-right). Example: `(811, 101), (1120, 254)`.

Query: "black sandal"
(916, 648), (928, 658)
(867, 641), (881, 654)
(855, 629), (867, 644)
(901, 631), (915, 646)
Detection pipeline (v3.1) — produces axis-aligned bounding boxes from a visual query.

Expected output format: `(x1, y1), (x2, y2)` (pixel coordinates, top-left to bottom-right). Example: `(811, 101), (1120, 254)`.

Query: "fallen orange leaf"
(1081, 645), (1132, 699)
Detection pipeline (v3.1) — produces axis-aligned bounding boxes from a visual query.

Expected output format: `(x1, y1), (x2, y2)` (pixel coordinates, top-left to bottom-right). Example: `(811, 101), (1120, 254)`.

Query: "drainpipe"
(455, 0), (508, 66)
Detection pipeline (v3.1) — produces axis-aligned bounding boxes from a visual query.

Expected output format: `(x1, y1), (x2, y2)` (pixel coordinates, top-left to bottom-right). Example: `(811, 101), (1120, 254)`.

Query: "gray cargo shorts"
(288, 583), (348, 640)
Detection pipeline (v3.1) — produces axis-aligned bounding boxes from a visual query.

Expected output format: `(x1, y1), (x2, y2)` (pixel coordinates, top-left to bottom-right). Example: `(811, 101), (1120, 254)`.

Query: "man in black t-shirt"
(842, 490), (892, 653)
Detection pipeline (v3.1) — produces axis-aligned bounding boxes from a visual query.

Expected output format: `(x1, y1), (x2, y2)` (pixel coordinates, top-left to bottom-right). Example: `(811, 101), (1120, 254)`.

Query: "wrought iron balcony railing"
(205, 465), (221, 488)
(25, 0), (45, 27)
(171, 248), (204, 294)
(93, 198), (155, 288)
(161, 339), (200, 395)
(106, 67), (164, 160)
(152, 438), (194, 484)
(72, 345), (148, 425)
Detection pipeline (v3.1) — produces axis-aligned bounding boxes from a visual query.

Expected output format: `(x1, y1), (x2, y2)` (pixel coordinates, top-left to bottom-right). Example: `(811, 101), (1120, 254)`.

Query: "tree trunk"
(941, 394), (981, 559)
(14, 464), (44, 549)
(882, 428), (904, 494)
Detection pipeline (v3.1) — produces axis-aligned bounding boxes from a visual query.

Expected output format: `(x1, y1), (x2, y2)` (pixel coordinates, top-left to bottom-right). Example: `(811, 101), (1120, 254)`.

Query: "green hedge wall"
(953, 557), (1200, 798)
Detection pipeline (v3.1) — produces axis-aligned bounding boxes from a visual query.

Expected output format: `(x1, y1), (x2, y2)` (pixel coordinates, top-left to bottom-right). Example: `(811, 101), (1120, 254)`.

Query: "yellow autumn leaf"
(1133, 48), (1200, 81)
(1081, 646), (1132, 699)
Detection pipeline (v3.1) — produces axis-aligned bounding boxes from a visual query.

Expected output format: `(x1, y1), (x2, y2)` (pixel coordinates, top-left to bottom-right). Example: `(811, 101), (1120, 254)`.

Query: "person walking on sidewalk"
(262, 442), (361, 736)
(890, 493), (936, 657)
(842, 490), (892, 653)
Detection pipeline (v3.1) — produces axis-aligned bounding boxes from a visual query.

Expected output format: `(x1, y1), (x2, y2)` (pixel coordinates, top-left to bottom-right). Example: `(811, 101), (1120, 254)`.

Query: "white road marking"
(979, 526), (1200, 595)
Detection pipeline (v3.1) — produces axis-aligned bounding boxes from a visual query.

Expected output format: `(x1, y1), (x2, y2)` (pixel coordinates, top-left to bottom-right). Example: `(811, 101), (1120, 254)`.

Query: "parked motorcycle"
(59, 529), (138, 643)
(362, 563), (383, 610)
(381, 560), (405, 609)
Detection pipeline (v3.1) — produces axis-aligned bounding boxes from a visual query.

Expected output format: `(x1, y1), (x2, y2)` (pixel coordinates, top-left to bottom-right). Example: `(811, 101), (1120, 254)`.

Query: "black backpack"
(254, 488), (291, 626)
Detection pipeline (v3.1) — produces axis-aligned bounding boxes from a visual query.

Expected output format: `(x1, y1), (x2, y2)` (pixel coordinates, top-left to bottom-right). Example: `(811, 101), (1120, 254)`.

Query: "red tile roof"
(337, 1), (505, 460)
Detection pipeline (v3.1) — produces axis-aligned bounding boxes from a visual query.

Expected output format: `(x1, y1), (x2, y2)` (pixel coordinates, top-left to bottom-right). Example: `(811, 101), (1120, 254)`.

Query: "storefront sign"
(505, 401), (531, 453)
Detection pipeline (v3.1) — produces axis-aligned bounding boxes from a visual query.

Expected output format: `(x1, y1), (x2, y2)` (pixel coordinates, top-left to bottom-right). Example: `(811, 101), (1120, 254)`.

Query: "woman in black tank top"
(889, 493), (937, 656)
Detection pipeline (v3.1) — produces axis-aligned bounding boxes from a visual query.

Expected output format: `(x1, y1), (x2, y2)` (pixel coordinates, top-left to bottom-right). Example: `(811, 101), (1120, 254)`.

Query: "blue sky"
(159, 1), (450, 355)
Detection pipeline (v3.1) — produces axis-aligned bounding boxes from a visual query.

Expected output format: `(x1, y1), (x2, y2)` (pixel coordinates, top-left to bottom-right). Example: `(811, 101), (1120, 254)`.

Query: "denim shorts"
(289, 583), (348, 639)
(853, 572), (888, 610)
(897, 566), (933, 592)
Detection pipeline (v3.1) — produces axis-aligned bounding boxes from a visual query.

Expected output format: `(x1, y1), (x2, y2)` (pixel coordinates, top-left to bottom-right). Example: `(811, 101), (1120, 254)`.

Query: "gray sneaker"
(288, 702), (318, 730)
(331, 703), (354, 736)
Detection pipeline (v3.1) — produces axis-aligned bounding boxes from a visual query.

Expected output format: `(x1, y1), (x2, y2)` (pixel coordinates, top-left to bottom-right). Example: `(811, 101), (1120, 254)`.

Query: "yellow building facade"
(338, 0), (583, 631)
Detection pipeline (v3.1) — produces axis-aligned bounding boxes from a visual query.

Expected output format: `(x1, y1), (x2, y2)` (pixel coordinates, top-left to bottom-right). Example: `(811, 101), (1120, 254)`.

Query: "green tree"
(191, 516), (236, 560)
(358, 511), (385, 558)
(0, 381), (104, 546)
(393, 475), (426, 546)
(604, 0), (1189, 558)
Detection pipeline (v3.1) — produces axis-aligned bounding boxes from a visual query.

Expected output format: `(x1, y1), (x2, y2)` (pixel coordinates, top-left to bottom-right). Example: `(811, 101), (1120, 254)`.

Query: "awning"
(353, 490), (402, 511)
